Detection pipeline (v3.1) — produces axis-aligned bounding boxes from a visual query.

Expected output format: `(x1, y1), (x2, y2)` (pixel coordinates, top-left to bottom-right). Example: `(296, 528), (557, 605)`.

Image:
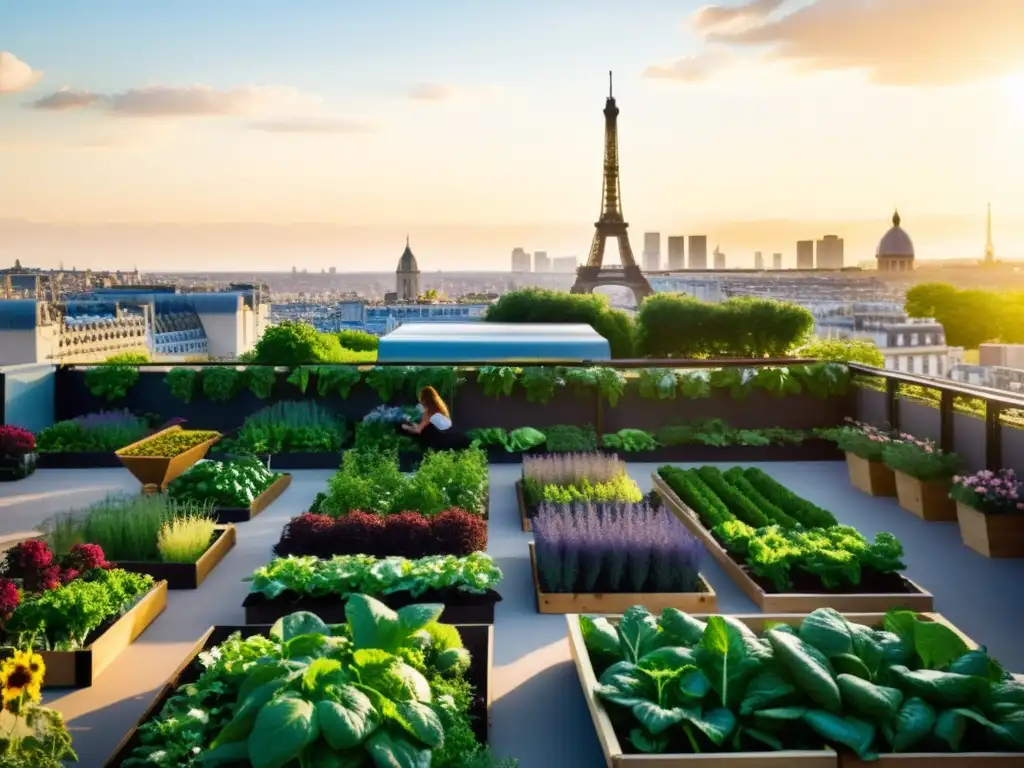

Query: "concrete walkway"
(0, 461), (1021, 767)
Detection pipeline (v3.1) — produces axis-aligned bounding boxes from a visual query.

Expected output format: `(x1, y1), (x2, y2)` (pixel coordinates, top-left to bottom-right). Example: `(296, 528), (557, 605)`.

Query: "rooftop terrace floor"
(1, 461), (1023, 767)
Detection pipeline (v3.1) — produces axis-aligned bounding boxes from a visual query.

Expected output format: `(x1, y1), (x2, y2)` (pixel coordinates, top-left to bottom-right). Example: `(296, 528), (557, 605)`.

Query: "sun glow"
(1002, 72), (1024, 117)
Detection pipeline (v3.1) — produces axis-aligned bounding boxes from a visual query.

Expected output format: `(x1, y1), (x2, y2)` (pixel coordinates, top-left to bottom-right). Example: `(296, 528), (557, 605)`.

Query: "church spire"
(892, 209), (901, 228)
(985, 202), (995, 264)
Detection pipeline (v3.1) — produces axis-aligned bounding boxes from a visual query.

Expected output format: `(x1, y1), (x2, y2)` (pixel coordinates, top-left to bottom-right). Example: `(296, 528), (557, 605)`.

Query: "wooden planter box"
(116, 426), (220, 491)
(846, 452), (897, 496)
(894, 471), (957, 522)
(0, 580), (168, 688)
(516, 479), (534, 532)
(529, 542), (717, 615)
(956, 502), (1024, 559)
(569, 611), (1013, 768)
(242, 587), (500, 625)
(37, 451), (123, 469)
(103, 621), (493, 767)
(115, 527), (237, 589)
(211, 473), (292, 524)
(651, 474), (934, 613)
(0, 452), (37, 481)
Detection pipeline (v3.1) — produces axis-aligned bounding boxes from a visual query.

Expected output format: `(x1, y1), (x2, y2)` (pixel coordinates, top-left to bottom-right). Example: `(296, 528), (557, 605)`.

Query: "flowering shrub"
(0, 426), (35, 457)
(881, 434), (962, 481)
(950, 469), (1023, 515)
(0, 540), (111, 592)
(0, 579), (19, 617)
(817, 419), (897, 461)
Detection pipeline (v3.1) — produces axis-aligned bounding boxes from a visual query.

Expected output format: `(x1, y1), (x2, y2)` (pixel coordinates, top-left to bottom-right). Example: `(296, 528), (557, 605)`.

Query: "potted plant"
(950, 469), (1024, 558)
(817, 419), (898, 496)
(881, 434), (962, 521)
(0, 426), (37, 482)
(115, 425), (220, 492)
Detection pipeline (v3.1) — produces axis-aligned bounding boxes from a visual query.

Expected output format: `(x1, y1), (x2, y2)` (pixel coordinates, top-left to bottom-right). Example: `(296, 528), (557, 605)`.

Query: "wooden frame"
(116, 526), (237, 589)
(516, 479), (533, 532)
(104, 622), (494, 766)
(529, 541), (717, 615)
(0, 580), (168, 688)
(893, 472), (957, 522)
(115, 425), (220, 491)
(845, 453), (897, 497)
(651, 474), (934, 613)
(212, 473), (292, 524)
(956, 502), (1024, 559)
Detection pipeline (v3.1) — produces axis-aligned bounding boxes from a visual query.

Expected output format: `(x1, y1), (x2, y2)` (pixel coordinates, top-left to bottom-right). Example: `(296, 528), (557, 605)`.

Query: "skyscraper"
(688, 236), (708, 269)
(772, 253), (782, 270)
(796, 240), (814, 269)
(816, 235), (844, 270)
(643, 232), (661, 271)
(713, 246), (726, 270)
(511, 247), (531, 272)
(534, 251), (550, 272)
(552, 256), (578, 272)
(667, 236), (685, 270)
(754, 251), (764, 270)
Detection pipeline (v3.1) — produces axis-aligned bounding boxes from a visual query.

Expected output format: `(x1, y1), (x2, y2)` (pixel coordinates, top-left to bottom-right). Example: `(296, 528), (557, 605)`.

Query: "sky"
(2, 0), (1024, 271)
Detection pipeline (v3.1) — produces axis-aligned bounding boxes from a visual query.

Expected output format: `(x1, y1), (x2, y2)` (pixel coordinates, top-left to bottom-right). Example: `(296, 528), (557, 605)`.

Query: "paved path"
(0, 461), (1022, 767)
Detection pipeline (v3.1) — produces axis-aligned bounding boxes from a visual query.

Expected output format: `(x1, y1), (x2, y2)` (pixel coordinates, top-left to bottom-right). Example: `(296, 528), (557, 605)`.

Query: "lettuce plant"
(601, 429), (657, 453)
(582, 605), (1024, 758)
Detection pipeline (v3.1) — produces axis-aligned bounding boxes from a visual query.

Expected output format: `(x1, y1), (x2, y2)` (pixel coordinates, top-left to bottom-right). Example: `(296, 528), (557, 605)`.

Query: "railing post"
(885, 377), (899, 431)
(939, 389), (954, 453)
(985, 400), (1003, 471)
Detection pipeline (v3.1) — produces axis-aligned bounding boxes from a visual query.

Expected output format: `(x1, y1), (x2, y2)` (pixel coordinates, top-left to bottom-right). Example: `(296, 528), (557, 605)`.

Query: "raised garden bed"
(568, 609), (1021, 767)
(957, 502), (1024, 559)
(115, 526), (236, 589)
(846, 452), (897, 497)
(210, 472), (292, 524)
(516, 478), (534, 532)
(528, 541), (716, 615)
(605, 438), (843, 464)
(652, 472), (934, 613)
(1, 579), (168, 688)
(116, 425), (220, 491)
(36, 451), (123, 469)
(103, 620), (494, 767)
(893, 471), (957, 522)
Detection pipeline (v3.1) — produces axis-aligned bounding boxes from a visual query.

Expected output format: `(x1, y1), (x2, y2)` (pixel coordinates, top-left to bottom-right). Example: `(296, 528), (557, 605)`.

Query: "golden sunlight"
(1002, 72), (1024, 117)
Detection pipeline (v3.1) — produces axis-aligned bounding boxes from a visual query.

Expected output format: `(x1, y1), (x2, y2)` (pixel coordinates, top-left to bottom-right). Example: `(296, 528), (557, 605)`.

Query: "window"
(911, 333), (919, 346)
(923, 334), (931, 345)
(922, 356), (930, 375)
(896, 334), (904, 346)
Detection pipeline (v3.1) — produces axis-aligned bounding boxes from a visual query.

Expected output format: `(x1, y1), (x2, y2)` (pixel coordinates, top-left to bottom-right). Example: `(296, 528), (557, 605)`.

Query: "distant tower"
(876, 209), (915, 273)
(396, 236), (421, 301)
(984, 203), (995, 265)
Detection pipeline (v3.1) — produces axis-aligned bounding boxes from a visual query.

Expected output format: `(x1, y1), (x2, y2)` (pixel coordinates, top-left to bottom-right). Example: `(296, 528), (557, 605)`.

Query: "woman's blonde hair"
(418, 386), (449, 419)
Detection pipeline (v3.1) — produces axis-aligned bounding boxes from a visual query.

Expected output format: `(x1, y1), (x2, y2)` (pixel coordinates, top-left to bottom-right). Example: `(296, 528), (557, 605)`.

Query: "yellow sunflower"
(1, 649), (45, 705)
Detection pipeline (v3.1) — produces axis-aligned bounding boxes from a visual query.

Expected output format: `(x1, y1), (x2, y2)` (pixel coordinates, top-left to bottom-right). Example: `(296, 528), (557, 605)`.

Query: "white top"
(429, 412), (452, 431)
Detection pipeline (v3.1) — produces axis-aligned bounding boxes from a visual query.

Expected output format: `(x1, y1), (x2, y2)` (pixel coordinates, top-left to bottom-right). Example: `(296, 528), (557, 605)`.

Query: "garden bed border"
(211, 473), (292, 523)
(115, 526), (237, 589)
(36, 451), (124, 469)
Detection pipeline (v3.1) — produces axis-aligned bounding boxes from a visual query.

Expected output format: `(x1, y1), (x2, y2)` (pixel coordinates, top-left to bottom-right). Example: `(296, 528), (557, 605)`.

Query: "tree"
(797, 337), (885, 367)
(905, 282), (958, 319)
(484, 289), (635, 358)
(337, 329), (379, 352)
(250, 321), (344, 366)
(905, 283), (1003, 349)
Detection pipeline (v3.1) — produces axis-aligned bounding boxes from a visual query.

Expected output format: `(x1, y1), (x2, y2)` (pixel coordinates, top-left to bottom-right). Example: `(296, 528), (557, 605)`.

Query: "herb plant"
(534, 501), (704, 594)
(601, 429), (657, 453)
(36, 410), (150, 453)
(165, 367), (199, 403)
(518, 366), (560, 403)
(221, 401), (344, 454)
(354, 405), (422, 453)
(522, 453), (643, 508)
(313, 365), (362, 397)
(119, 429), (220, 458)
(273, 509), (488, 559)
(881, 436), (962, 481)
(247, 552), (502, 601)
(950, 469), (1023, 516)
(638, 368), (680, 400)
(582, 605), (1024, 757)
(476, 366), (519, 397)
(201, 367), (241, 402)
(84, 362), (140, 401)
(542, 424), (598, 452)
(563, 367), (626, 406)
(168, 457), (282, 507)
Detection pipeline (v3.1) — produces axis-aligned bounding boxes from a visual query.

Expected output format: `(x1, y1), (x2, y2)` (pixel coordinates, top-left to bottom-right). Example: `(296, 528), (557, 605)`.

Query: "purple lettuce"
(533, 500), (705, 594)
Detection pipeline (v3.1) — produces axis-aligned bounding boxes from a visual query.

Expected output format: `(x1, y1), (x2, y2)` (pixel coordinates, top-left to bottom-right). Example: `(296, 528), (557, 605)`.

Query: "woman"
(401, 386), (469, 450)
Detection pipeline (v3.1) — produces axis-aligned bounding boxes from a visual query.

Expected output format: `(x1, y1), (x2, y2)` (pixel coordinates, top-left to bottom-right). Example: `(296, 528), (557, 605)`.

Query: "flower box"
(516, 478), (535, 532)
(242, 586), (500, 625)
(652, 473), (934, 613)
(846, 452), (897, 496)
(102, 621), (494, 767)
(893, 471), (957, 521)
(116, 426), (220, 491)
(0, 452), (37, 481)
(36, 451), (123, 469)
(528, 541), (716, 615)
(0, 580), (168, 688)
(956, 502), (1024, 559)
(114, 527), (237, 589)
(210, 472), (292, 524)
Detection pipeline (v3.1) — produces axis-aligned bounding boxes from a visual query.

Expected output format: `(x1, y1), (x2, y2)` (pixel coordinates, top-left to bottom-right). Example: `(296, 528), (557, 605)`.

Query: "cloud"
(702, 0), (1024, 86)
(408, 82), (456, 101)
(248, 116), (377, 134)
(30, 88), (103, 110)
(644, 50), (733, 83)
(27, 83), (319, 117)
(692, 0), (786, 32)
(0, 52), (43, 94)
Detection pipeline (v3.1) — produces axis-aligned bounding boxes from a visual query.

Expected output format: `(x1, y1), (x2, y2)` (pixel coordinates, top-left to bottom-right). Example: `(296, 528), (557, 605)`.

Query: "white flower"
(187, 708), (210, 724)
(438, 694), (456, 709)
(149, 751), (167, 762)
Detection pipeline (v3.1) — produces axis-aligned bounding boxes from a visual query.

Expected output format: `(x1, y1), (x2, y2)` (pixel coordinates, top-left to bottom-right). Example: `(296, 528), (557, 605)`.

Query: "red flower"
(0, 426), (35, 457)
(0, 540), (64, 592)
(38, 566), (62, 591)
(63, 543), (111, 572)
(0, 579), (19, 615)
(60, 568), (81, 585)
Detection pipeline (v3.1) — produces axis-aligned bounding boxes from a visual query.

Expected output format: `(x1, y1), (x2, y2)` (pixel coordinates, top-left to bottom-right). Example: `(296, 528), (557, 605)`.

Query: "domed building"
(876, 210), (915, 273)
(396, 236), (420, 301)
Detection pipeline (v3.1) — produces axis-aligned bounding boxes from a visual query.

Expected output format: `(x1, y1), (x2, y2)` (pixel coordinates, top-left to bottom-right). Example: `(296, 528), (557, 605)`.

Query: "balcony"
(1, 359), (1022, 766)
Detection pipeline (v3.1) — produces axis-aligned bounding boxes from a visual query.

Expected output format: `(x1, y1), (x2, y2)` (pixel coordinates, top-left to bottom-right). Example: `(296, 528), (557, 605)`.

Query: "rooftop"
(376, 322), (611, 362)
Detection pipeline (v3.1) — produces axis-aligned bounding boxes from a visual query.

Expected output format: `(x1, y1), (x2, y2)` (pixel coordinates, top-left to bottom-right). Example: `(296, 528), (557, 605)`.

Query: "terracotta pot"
(956, 502), (1024, 558)
(845, 452), (896, 496)
(894, 471), (957, 521)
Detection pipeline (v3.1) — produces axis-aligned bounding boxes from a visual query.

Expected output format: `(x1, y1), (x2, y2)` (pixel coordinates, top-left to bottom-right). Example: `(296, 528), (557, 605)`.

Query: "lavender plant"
(533, 500), (704, 594)
(522, 452), (642, 506)
(36, 409), (150, 453)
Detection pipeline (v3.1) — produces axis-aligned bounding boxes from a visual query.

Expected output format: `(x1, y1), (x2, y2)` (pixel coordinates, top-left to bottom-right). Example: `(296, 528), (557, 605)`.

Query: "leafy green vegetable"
(167, 456), (281, 508)
(602, 429), (657, 453)
(476, 367), (519, 398)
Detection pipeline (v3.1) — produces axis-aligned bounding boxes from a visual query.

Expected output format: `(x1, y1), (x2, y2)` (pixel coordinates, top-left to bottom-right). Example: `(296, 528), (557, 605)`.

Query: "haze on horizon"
(2, 0), (1023, 271)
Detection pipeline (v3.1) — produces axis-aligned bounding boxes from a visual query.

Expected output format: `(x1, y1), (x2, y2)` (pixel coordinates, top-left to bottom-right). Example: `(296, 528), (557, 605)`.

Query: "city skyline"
(2, 0), (1023, 270)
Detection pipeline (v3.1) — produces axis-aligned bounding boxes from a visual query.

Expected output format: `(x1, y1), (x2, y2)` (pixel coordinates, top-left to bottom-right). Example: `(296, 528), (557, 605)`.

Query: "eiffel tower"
(570, 71), (653, 304)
